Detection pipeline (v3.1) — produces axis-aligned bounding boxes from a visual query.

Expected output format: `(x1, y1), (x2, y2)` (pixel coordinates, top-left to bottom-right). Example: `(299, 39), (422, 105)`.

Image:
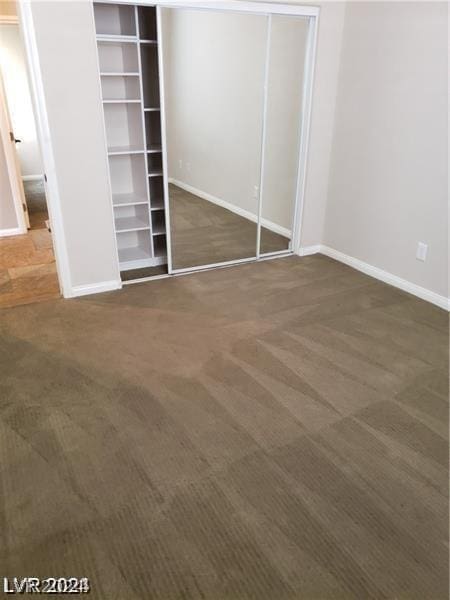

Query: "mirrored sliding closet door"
(160, 8), (268, 272)
(258, 15), (310, 256)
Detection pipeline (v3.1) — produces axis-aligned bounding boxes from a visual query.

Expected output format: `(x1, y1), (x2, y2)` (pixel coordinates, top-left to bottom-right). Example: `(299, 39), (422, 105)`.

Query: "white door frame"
(18, 0), (319, 294)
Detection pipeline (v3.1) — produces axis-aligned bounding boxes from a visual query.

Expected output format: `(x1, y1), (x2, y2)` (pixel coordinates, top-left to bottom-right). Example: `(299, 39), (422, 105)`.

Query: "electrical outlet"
(186, 162), (191, 173)
(416, 242), (428, 262)
(178, 159), (183, 170)
(253, 185), (259, 199)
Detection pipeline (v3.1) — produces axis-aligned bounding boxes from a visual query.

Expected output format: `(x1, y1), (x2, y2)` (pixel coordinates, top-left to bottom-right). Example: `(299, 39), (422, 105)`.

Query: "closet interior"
(94, 3), (167, 274)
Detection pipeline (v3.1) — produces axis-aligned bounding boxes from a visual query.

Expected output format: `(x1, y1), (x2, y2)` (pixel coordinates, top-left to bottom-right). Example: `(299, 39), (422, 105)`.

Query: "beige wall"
(324, 1), (448, 298)
(29, 1), (119, 289)
(298, 1), (347, 247)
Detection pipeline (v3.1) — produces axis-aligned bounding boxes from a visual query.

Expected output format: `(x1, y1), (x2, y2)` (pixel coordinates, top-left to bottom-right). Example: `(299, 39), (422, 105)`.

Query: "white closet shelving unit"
(94, 3), (167, 272)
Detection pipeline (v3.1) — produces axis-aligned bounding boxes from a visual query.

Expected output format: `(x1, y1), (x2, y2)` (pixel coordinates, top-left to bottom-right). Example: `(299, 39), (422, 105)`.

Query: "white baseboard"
(312, 245), (449, 311)
(169, 178), (291, 239)
(67, 279), (122, 298)
(0, 226), (26, 238)
(22, 174), (44, 182)
(298, 245), (322, 256)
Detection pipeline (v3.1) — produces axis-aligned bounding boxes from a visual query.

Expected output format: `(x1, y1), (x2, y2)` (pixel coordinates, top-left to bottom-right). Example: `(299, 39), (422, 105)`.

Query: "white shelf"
(144, 107), (160, 112)
(115, 215), (150, 233)
(97, 35), (137, 43)
(112, 193), (148, 207)
(147, 145), (162, 153)
(148, 169), (163, 177)
(140, 40), (158, 45)
(100, 72), (140, 77)
(103, 99), (141, 104)
(108, 146), (145, 156)
(118, 246), (153, 270)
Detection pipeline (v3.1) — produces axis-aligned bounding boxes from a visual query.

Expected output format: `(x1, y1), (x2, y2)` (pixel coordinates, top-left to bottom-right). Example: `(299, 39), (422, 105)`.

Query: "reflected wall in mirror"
(161, 8), (267, 270)
(259, 16), (309, 255)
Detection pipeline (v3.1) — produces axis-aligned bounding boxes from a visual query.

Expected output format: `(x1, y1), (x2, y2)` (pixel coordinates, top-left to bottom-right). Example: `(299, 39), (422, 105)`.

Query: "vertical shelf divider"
(135, 5), (155, 259)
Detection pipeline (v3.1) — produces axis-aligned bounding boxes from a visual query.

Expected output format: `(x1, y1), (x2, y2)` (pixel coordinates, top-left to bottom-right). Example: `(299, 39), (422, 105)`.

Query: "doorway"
(0, 16), (59, 308)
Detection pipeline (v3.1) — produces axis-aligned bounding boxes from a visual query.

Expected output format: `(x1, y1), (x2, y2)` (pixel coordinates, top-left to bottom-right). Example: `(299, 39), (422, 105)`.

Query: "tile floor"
(0, 180), (60, 308)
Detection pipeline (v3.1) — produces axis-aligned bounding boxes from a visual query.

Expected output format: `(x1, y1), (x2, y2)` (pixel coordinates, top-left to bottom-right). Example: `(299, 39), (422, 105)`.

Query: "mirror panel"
(259, 16), (309, 255)
(161, 8), (267, 271)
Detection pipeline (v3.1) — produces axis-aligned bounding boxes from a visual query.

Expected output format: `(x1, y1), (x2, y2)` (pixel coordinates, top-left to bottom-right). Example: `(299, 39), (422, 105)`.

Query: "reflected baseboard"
(168, 178), (291, 239)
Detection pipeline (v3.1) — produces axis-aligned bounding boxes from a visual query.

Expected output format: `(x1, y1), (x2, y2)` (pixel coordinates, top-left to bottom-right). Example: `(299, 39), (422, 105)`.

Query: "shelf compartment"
(98, 41), (139, 73)
(151, 210), (166, 235)
(109, 154), (147, 199)
(138, 6), (157, 42)
(104, 102), (144, 151)
(145, 110), (161, 148)
(101, 74), (141, 101)
(149, 177), (164, 209)
(147, 152), (162, 175)
(115, 205), (150, 232)
(94, 3), (136, 37)
(140, 44), (160, 109)
(117, 230), (152, 270)
(153, 234), (167, 258)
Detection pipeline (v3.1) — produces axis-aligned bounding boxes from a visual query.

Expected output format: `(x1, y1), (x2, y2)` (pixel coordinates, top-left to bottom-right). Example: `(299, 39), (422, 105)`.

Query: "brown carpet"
(0, 255), (448, 599)
(169, 184), (289, 270)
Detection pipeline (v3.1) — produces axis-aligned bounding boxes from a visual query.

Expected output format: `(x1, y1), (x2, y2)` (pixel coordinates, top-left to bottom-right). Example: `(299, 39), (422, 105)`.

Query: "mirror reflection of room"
(162, 8), (267, 271)
(259, 16), (309, 255)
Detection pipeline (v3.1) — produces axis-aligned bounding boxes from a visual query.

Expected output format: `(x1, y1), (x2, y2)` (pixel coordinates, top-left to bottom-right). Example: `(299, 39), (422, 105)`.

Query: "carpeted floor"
(0, 255), (448, 599)
(169, 184), (290, 269)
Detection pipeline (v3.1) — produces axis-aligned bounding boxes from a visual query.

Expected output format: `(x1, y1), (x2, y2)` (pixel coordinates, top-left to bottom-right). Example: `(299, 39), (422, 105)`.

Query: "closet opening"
(92, 1), (318, 287)
(95, 2), (169, 282)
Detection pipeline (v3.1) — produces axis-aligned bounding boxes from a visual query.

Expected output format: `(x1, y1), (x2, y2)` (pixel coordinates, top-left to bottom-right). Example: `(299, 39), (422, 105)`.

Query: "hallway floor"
(0, 179), (59, 308)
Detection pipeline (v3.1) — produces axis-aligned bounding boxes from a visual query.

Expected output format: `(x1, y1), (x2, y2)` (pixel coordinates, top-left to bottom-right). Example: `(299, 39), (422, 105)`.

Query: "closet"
(94, 3), (167, 272)
(92, 2), (316, 284)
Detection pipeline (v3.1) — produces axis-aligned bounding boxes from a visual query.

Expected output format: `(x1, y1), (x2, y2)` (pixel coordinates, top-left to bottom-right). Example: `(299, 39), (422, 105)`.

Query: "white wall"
(0, 23), (43, 178)
(299, 1), (347, 248)
(324, 1), (448, 299)
(28, 1), (119, 291)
